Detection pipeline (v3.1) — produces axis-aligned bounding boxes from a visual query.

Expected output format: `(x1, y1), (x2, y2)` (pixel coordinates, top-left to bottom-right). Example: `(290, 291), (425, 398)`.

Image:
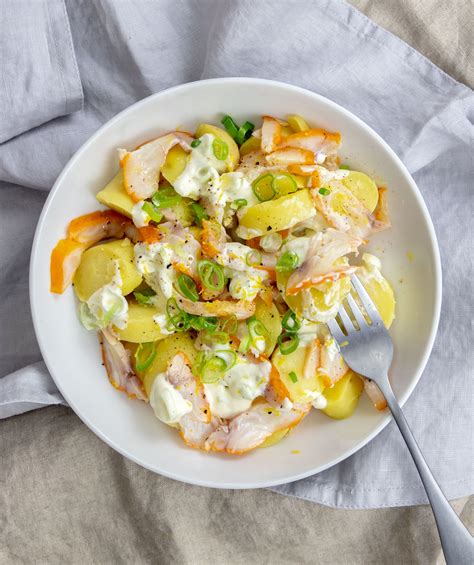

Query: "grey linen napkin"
(0, 0), (472, 508)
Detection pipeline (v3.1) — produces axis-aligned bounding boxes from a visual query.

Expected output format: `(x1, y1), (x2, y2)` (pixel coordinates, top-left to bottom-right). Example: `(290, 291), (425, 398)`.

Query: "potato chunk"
(73, 239), (142, 301)
(142, 332), (198, 396)
(238, 189), (315, 238)
(322, 371), (364, 419)
(194, 123), (240, 170)
(96, 172), (134, 218)
(115, 301), (168, 343)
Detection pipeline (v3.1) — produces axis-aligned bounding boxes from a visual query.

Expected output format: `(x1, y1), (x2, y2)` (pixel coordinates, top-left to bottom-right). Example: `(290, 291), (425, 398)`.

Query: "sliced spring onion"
(152, 187), (182, 208)
(220, 315), (238, 336)
(235, 121), (255, 145)
(221, 115), (239, 138)
(189, 202), (208, 226)
(177, 274), (199, 302)
(260, 233), (282, 253)
(247, 317), (269, 348)
(166, 297), (180, 318)
(272, 173), (297, 196)
(142, 201), (163, 223)
(232, 198), (247, 210)
(252, 173), (276, 202)
(246, 249), (262, 267)
(278, 333), (300, 355)
(339, 164), (351, 170)
(212, 138), (229, 161)
(214, 349), (237, 370)
(276, 251), (299, 272)
(289, 371), (298, 383)
(238, 334), (251, 354)
(191, 139), (201, 148)
(198, 260), (225, 291)
(135, 342), (157, 372)
(188, 316), (218, 333)
(319, 187), (331, 196)
(281, 309), (301, 333)
(200, 355), (227, 384)
(168, 312), (189, 332)
(133, 288), (156, 305)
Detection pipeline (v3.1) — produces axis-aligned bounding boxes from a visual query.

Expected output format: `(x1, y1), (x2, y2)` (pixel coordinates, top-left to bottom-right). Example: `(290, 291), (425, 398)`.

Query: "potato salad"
(50, 114), (395, 454)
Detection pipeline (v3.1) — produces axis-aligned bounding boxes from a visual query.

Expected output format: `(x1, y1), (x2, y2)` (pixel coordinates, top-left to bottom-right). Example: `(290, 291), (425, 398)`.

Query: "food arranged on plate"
(50, 113), (395, 454)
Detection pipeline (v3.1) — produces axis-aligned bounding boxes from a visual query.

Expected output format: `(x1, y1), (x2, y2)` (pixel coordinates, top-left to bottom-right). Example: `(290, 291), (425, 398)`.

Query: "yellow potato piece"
(239, 189), (315, 238)
(341, 171), (379, 212)
(254, 298), (281, 357)
(259, 427), (290, 448)
(115, 301), (168, 344)
(96, 171), (134, 218)
(322, 371), (364, 419)
(277, 269), (351, 322)
(287, 115), (310, 132)
(142, 332), (198, 396)
(161, 144), (189, 184)
(73, 239), (142, 302)
(239, 136), (260, 157)
(357, 257), (396, 328)
(272, 346), (325, 404)
(195, 123), (240, 170)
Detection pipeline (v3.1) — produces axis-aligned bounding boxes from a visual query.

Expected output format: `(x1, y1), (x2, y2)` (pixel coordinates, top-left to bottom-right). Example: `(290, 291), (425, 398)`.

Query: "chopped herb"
(319, 187), (331, 196)
(289, 371), (298, 383)
(191, 139), (201, 148)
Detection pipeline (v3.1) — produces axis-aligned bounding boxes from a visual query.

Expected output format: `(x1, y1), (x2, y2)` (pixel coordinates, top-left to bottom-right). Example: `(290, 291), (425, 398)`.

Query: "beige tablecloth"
(1, 1), (472, 563)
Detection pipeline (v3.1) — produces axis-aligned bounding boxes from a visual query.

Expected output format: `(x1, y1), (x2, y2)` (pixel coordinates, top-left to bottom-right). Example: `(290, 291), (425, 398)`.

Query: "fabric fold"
(0, 0), (83, 143)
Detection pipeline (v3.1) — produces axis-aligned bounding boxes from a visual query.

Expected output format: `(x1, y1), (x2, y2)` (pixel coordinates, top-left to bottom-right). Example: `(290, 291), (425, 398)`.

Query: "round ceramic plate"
(30, 78), (441, 488)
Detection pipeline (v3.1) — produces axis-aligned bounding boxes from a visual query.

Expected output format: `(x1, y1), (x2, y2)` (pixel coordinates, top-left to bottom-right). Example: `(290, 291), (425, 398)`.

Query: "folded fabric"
(0, 0), (83, 144)
(0, 0), (472, 508)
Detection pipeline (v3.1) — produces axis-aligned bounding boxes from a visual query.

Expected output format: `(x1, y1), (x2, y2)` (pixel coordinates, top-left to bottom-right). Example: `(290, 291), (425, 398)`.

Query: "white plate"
(30, 78), (441, 488)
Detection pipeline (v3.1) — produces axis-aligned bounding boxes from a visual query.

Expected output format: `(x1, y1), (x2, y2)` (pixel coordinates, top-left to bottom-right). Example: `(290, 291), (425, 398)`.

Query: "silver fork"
(327, 275), (473, 565)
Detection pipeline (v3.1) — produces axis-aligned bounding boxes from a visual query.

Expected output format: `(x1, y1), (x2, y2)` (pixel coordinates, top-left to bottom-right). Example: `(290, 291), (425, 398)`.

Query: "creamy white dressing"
(173, 134), (225, 199)
(297, 318), (323, 346)
(173, 134), (256, 223)
(360, 253), (385, 283)
(134, 242), (176, 298)
(152, 313), (174, 336)
(149, 373), (192, 425)
(220, 172), (257, 206)
(215, 242), (267, 301)
(79, 262), (128, 330)
(131, 201), (150, 228)
(204, 357), (271, 419)
(280, 236), (312, 266)
(260, 233), (282, 253)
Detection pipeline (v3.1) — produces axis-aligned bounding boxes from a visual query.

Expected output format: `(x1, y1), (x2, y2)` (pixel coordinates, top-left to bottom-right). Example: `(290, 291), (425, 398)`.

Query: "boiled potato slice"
(161, 144), (189, 184)
(96, 171), (134, 218)
(142, 332), (198, 396)
(272, 345), (325, 404)
(357, 254), (395, 328)
(322, 371), (364, 419)
(341, 171), (379, 212)
(239, 136), (260, 157)
(238, 189), (315, 238)
(73, 239), (142, 302)
(194, 123), (240, 170)
(114, 301), (168, 343)
(287, 115), (310, 132)
(254, 298), (281, 357)
(259, 427), (290, 448)
(277, 269), (351, 323)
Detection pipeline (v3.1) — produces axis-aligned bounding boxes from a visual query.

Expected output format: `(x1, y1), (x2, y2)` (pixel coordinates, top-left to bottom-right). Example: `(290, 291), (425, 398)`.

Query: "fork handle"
(377, 377), (473, 564)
